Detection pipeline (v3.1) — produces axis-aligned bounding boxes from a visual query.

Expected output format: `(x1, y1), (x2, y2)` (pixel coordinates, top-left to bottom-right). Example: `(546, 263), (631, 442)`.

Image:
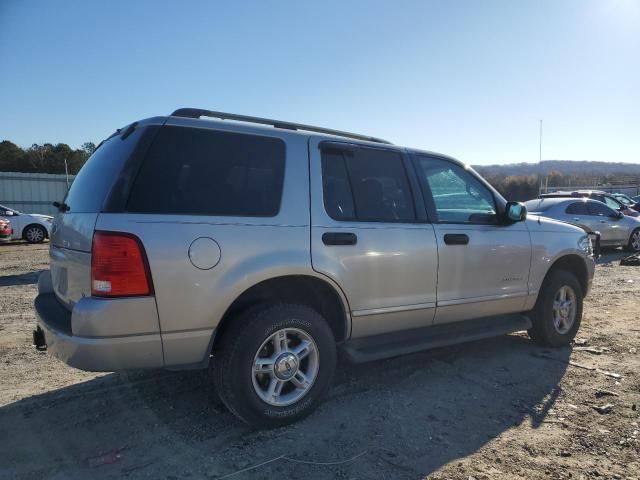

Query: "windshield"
(614, 194), (633, 205)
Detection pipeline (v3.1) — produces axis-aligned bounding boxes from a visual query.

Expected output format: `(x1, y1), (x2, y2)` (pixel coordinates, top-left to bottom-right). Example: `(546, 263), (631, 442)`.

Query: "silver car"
(34, 109), (596, 427)
(524, 197), (640, 251)
(0, 204), (52, 243)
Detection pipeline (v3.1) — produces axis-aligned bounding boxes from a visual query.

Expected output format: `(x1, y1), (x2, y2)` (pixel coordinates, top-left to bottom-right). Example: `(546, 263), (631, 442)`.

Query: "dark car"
(612, 193), (640, 213)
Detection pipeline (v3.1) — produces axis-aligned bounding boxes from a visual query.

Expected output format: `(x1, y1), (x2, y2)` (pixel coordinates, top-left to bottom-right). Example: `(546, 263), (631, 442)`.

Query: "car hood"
(27, 213), (54, 220)
(525, 214), (587, 234)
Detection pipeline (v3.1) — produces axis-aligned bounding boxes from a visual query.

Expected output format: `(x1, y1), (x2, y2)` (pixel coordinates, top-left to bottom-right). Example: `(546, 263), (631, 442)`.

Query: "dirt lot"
(0, 243), (638, 480)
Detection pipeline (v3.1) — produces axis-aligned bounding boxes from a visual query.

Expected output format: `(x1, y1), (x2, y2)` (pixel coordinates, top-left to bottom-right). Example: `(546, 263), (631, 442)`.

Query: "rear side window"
(127, 126), (285, 217)
(565, 202), (589, 215)
(321, 147), (415, 222)
(64, 127), (147, 213)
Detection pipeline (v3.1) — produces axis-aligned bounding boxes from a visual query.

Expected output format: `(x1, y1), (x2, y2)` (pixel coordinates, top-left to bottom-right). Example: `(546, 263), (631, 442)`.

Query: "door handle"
(322, 232), (357, 246)
(443, 233), (469, 245)
(573, 217), (581, 221)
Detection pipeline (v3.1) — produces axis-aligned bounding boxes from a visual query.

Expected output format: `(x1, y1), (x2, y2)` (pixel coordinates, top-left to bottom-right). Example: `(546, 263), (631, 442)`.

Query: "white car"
(0, 204), (52, 243)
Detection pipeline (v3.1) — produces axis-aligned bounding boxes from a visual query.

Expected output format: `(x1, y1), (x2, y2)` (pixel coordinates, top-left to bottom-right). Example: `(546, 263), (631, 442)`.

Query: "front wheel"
(627, 228), (640, 252)
(528, 270), (583, 347)
(213, 303), (336, 428)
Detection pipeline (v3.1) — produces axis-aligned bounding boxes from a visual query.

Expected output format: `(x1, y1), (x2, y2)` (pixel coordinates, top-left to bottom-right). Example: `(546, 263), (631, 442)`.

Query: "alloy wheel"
(25, 227), (44, 243)
(552, 285), (577, 334)
(251, 328), (319, 407)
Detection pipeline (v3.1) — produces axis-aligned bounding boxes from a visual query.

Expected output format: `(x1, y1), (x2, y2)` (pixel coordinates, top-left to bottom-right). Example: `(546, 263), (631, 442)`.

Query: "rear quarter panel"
(94, 129), (336, 367)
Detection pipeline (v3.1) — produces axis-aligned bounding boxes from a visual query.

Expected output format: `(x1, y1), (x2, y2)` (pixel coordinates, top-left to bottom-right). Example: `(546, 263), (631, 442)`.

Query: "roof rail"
(170, 108), (392, 145)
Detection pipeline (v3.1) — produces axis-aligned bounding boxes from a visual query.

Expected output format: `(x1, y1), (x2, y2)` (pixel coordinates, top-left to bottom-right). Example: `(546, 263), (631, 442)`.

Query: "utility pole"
(539, 120), (543, 194)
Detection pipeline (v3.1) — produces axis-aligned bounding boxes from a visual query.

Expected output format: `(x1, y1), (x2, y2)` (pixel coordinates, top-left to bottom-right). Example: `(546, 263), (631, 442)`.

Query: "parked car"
(612, 193), (640, 213)
(524, 197), (640, 251)
(0, 219), (13, 243)
(34, 109), (596, 428)
(0, 204), (52, 243)
(539, 190), (639, 217)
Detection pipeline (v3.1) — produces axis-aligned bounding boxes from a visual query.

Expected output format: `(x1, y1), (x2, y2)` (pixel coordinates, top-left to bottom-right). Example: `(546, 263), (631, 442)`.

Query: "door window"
(321, 147), (415, 222)
(413, 156), (496, 224)
(586, 201), (615, 217)
(565, 202), (589, 215)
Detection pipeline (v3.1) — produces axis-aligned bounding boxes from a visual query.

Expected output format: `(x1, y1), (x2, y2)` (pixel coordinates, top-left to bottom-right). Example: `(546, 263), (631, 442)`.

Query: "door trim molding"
(437, 291), (529, 307)
(352, 302), (436, 317)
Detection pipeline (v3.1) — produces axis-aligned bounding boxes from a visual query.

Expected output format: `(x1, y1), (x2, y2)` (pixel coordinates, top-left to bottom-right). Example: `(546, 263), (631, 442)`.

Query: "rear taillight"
(91, 231), (153, 297)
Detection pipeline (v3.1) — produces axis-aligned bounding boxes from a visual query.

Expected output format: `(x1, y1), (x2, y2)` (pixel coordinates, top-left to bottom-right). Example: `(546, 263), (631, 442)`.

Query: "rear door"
(310, 139), (438, 338)
(410, 154), (531, 324)
(563, 201), (596, 233)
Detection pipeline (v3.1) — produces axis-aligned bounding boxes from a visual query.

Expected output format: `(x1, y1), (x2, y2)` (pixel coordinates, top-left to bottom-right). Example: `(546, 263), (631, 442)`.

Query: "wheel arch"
(22, 222), (48, 240)
(542, 254), (589, 296)
(211, 274), (351, 355)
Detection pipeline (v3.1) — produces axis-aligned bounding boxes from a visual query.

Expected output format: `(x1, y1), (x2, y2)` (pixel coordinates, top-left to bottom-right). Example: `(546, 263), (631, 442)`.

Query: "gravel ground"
(0, 243), (638, 480)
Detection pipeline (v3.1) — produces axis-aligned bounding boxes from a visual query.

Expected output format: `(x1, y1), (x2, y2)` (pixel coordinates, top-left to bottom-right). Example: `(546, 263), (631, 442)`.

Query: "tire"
(528, 269), (583, 347)
(23, 225), (46, 243)
(213, 303), (337, 428)
(626, 228), (640, 252)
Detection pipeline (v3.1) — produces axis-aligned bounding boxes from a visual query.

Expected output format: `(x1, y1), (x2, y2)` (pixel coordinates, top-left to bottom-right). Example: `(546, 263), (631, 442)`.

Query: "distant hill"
(473, 160), (640, 177)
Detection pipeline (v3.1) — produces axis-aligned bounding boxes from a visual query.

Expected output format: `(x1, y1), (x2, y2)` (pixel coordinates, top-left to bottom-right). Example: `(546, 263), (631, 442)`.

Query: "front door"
(410, 155), (532, 324)
(585, 201), (629, 244)
(309, 138), (438, 338)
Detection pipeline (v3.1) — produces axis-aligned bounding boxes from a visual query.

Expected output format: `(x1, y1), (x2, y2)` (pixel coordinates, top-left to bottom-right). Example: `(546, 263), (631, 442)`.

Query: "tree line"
(0, 140), (96, 175)
(484, 171), (640, 201)
(1, 139), (637, 201)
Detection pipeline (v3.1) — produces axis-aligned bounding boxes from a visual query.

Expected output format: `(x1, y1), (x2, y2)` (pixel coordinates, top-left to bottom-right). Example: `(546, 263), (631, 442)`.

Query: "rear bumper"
(33, 272), (164, 372)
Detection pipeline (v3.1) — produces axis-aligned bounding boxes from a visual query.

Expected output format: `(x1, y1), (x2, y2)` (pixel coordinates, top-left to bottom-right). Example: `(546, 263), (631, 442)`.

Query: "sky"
(1, 0), (639, 165)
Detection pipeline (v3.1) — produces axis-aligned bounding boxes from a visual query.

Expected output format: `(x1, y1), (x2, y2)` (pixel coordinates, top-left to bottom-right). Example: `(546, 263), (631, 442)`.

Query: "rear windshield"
(64, 127), (146, 213)
(127, 126), (286, 217)
(523, 199), (556, 213)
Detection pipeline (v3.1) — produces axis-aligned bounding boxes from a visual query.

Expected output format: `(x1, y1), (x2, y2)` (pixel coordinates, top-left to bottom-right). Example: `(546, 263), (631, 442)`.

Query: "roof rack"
(170, 108), (392, 145)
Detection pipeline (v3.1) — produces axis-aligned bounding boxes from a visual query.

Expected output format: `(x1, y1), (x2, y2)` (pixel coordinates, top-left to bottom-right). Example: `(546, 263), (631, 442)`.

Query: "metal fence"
(0, 172), (75, 215)
(541, 184), (640, 197)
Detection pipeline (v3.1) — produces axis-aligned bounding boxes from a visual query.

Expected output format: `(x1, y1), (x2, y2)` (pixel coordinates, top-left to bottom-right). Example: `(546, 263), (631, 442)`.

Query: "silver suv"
(34, 109), (596, 427)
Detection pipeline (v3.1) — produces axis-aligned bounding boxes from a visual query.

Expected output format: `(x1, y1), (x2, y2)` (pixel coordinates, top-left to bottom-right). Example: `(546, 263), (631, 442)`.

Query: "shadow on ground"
(0, 334), (569, 479)
(0, 270), (44, 287)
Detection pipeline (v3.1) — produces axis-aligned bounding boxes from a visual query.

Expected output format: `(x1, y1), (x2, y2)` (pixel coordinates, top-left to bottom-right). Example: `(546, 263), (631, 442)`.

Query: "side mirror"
(505, 201), (527, 223)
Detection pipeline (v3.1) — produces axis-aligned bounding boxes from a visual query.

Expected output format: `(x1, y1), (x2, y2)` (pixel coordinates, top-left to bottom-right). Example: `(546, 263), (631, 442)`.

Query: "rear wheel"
(528, 269), (583, 347)
(213, 303), (336, 428)
(23, 225), (46, 243)
(627, 228), (640, 252)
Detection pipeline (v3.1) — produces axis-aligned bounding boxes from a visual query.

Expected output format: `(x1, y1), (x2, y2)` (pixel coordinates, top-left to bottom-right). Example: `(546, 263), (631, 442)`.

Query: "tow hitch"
(33, 327), (47, 351)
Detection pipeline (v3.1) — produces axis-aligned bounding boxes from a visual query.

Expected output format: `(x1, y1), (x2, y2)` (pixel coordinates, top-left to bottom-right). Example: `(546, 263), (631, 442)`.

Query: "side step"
(342, 314), (532, 363)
